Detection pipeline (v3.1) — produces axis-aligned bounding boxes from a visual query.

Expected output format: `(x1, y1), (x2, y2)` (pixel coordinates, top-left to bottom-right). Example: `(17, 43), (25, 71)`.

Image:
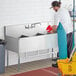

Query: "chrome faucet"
(25, 22), (41, 29)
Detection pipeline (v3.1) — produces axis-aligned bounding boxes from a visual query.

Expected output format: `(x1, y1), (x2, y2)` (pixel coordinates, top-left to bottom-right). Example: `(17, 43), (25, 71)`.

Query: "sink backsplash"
(6, 22), (52, 38)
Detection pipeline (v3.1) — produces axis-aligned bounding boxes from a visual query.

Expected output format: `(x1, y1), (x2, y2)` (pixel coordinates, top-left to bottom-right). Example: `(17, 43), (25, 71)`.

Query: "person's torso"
(56, 8), (73, 34)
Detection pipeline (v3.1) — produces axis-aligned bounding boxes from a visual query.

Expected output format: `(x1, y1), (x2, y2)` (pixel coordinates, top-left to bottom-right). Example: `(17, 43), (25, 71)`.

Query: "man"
(51, 1), (73, 67)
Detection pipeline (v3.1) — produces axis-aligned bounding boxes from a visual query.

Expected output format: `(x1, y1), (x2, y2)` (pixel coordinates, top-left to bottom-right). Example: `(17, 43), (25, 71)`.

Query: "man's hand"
(46, 25), (57, 34)
(52, 25), (57, 33)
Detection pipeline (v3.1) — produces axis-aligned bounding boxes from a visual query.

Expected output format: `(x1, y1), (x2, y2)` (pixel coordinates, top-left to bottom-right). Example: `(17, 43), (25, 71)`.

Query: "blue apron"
(57, 22), (67, 59)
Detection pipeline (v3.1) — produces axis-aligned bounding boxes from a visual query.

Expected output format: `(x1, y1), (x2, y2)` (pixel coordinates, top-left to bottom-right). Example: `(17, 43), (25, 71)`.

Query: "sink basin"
(35, 33), (44, 36)
(19, 35), (29, 38)
(19, 33), (45, 38)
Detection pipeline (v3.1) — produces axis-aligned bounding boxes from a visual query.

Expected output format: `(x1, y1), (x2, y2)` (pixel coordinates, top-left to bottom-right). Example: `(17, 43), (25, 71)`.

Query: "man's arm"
(52, 13), (59, 32)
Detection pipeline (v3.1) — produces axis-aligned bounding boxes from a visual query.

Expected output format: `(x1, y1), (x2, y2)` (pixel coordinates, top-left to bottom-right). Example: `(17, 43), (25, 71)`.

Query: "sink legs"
(7, 50), (9, 67)
(18, 52), (20, 71)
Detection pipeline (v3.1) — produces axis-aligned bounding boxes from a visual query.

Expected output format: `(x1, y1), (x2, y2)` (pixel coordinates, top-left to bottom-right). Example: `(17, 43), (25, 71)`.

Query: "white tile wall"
(0, 0), (55, 25)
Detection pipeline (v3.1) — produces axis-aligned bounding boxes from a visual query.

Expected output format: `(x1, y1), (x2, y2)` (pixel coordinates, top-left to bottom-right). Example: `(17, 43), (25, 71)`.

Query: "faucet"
(25, 22), (41, 29)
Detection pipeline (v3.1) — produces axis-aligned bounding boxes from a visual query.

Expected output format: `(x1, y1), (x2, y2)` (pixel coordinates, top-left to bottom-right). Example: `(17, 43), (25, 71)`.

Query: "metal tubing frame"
(4, 26), (9, 67)
(73, 0), (75, 35)
(18, 52), (20, 71)
(18, 39), (20, 71)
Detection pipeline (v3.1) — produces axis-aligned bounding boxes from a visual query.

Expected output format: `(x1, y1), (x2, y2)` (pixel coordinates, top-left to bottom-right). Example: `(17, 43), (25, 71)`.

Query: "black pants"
(57, 32), (73, 58)
(67, 32), (73, 58)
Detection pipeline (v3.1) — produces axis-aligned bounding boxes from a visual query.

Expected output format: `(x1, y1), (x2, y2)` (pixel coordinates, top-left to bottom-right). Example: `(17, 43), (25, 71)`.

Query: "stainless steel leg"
(52, 48), (54, 59)
(7, 50), (9, 67)
(18, 53), (20, 71)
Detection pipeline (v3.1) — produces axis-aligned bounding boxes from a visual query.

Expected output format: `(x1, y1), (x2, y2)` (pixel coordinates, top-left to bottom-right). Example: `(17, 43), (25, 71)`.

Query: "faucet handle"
(31, 24), (35, 28)
(25, 24), (29, 29)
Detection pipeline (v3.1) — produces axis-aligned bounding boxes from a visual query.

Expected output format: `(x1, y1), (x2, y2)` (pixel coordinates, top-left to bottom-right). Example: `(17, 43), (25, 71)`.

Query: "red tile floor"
(12, 67), (59, 76)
